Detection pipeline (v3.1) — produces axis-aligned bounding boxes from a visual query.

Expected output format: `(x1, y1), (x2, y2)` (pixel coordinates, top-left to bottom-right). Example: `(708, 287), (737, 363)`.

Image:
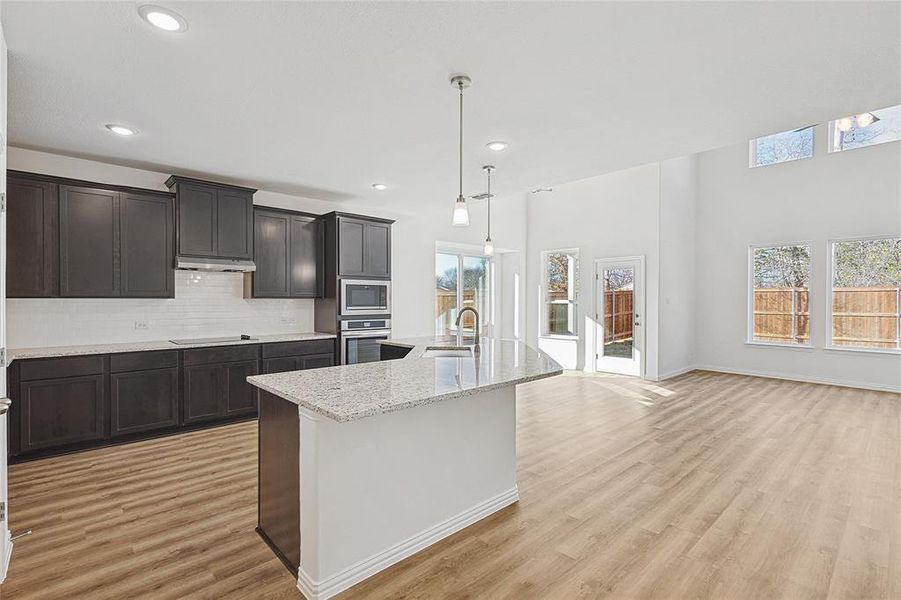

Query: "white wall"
(657, 155), (697, 379)
(695, 124), (901, 392)
(525, 163), (661, 377)
(6, 147), (527, 347)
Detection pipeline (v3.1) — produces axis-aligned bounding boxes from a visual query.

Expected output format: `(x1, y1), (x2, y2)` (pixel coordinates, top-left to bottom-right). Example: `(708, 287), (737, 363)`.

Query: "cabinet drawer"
(262, 339), (334, 359)
(183, 344), (259, 366)
(19, 355), (105, 381)
(110, 350), (178, 373)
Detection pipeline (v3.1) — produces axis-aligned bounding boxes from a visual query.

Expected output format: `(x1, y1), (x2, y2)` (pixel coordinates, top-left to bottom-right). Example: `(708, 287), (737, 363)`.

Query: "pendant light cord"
(458, 83), (464, 199)
(487, 168), (491, 239)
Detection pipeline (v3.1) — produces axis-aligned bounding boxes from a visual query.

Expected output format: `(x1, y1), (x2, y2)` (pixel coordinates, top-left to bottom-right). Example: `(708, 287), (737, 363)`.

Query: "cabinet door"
(121, 193), (174, 298)
(177, 182), (218, 257)
(364, 222), (391, 278)
(183, 363), (224, 424)
(217, 189), (253, 259)
(253, 210), (291, 297)
(337, 218), (365, 276)
(19, 375), (105, 452)
(59, 185), (120, 297)
(7, 177), (58, 297)
(223, 359), (259, 417)
(262, 356), (302, 374)
(301, 352), (334, 370)
(110, 367), (178, 437)
(290, 215), (322, 297)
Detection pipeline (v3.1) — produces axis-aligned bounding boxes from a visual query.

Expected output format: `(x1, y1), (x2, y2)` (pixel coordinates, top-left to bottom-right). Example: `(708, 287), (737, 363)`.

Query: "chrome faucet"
(455, 306), (480, 345)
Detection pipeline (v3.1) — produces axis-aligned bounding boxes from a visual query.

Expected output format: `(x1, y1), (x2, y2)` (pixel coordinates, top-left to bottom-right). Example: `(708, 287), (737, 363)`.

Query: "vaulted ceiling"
(3, 1), (899, 212)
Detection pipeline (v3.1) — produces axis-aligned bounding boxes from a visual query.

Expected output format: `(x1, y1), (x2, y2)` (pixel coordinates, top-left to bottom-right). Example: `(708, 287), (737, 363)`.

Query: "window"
(435, 252), (491, 336)
(749, 126), (814, 167)
(542, 249), (580, 337)
(829, 104), (901, 153)
(749, 244), (811, 346)
(829, 236), (901, 351)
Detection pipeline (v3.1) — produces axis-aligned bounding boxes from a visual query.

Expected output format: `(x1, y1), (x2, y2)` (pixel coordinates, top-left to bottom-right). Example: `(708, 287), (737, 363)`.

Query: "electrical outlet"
(280, 316), (296, 324)
(134, 321), (150, 330)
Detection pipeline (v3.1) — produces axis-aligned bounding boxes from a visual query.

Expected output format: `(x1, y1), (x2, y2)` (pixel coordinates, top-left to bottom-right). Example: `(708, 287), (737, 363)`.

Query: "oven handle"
(342, 330), (391, 338)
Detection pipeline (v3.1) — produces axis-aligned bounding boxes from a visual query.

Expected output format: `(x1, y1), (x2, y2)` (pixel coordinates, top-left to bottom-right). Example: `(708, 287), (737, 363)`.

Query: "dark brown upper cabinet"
(121, 193), (175, 298)
(166, 176), (255, 260)
(322, 212), (394, 289)
(7, 176), (59, 297)
(7, 171), (175, 299)
(59, 185), (121, 297)
(252, 207), (322, 298)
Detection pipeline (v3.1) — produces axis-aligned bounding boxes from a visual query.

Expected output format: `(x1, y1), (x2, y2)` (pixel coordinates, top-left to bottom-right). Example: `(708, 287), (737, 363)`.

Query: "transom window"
(749, 126), (814, 168)
(828, 105), (901, 153)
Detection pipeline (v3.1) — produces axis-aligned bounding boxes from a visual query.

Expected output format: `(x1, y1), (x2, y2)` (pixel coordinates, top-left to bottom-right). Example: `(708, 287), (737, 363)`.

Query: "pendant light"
(451, 74), (471, 227)
(483, 165), (495, 255)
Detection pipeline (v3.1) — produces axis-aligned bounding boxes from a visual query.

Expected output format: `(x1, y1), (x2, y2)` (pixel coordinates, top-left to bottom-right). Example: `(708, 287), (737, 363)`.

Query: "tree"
(833, 238), (901, 287)
(754, 246), (809, 288)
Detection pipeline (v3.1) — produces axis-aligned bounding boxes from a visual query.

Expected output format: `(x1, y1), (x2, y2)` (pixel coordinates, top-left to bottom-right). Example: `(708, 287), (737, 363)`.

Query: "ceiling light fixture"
(836, 117), (853, 133)
(486, 141), (508, 152)
(451, 74), (471, 227)
(483, 165), (495, 256)
(139, 5), (188, 32)
(372, 183), (388, 191)
(105, 124), (138, 136)
(856, 112), (877, 128)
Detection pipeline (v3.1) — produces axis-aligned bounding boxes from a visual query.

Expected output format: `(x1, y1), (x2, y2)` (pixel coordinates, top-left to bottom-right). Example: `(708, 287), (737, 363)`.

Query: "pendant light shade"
(483, 165), (494, 255)
(450, 75), (471, 227)
(453, 196), (470, 226)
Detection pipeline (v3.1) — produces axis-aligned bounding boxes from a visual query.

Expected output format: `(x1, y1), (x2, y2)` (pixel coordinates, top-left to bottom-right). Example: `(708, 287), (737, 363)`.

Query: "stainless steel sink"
(420, 345), (473, 358)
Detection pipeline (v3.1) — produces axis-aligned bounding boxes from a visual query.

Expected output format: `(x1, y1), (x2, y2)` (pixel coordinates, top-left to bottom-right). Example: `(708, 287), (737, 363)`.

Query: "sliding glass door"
(435, 253), (491, 336)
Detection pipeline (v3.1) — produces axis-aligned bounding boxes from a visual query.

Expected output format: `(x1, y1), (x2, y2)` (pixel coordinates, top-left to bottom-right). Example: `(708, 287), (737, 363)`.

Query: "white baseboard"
(0, 538), (13, 584)
(296, 486), (520, 600)
(692, 364), (900, 394)
(656, 365), (698, 381)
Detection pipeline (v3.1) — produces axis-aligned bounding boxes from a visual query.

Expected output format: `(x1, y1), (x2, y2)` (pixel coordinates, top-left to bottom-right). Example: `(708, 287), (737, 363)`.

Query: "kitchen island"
(246, 336), (562, 600)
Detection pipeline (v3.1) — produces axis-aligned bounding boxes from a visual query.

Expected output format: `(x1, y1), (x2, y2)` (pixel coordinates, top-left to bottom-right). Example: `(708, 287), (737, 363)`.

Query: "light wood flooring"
(2, 370), (900, 599)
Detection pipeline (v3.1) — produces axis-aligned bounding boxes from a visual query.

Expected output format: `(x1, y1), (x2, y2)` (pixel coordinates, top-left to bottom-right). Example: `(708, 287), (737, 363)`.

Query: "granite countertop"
(247, 336), (563, 423)
(8, 332), (337, 361)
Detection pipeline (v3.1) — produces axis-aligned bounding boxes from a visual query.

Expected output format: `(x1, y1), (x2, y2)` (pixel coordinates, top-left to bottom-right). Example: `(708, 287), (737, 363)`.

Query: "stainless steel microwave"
(340, 279), (391, 316)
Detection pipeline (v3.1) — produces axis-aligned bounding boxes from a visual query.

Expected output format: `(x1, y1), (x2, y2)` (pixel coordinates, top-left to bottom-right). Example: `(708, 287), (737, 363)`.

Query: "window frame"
(746, 241), (814, 349)
(541, 248), (580, 339)
(748, 125), (815, 168)
(434, 250), (494, 337)
(826, 234), (901, 355)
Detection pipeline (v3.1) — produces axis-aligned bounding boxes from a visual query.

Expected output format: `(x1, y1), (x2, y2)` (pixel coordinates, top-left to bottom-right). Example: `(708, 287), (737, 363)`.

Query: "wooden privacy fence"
(604, 290), (634, 343)
(753, 287), (900, 348)
(436, 290), (477, 331)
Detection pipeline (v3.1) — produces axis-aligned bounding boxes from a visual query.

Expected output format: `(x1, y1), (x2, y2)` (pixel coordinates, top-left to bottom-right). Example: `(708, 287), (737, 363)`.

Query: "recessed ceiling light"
(105, 124), (138, 136)
(486, 141), (508, 152)
(372, 183), (388, 191)
(139, 5), (188, 32)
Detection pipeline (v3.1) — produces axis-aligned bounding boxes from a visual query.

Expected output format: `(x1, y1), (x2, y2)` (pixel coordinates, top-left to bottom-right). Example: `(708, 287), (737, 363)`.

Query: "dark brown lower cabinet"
(184, 363), (227, 425)
(110, 367), (179, 437)
(224, 360), (260, 417)
(19, 374), (105, 452)
(8, 338), (335, 461)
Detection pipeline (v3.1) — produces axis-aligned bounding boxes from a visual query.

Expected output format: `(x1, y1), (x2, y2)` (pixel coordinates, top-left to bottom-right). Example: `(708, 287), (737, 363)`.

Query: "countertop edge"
(8, 332), (338, 362)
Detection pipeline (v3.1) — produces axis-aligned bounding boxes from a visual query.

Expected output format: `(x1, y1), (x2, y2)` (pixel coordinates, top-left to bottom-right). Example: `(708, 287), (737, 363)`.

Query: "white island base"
(257, 385), (518, 600)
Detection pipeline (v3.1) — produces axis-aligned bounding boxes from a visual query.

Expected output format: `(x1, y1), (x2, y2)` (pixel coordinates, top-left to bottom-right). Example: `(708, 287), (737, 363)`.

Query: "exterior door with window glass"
(595, 257), (643, 376)
(435, 252), (490, 337)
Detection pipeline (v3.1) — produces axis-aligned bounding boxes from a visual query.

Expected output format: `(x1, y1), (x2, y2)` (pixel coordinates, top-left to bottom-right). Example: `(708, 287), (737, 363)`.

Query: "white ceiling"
(3, 1), (900, 212)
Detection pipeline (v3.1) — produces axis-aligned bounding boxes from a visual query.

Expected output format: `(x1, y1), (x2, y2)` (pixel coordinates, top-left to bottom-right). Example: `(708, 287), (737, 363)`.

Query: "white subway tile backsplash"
(7, 271), (316, 348)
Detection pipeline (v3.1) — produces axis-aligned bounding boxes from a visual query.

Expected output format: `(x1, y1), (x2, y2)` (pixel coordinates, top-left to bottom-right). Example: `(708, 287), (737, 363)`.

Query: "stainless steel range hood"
(175, 257), (256, 272)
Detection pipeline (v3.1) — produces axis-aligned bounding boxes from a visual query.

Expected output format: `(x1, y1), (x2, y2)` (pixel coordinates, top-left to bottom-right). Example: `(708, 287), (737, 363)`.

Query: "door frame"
(593, 256), (646, 378)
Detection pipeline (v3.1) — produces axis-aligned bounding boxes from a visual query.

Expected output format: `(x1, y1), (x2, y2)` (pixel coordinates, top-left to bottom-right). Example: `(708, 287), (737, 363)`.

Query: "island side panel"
(257, 389), (301, 575)
(299, 385), (518, 588)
